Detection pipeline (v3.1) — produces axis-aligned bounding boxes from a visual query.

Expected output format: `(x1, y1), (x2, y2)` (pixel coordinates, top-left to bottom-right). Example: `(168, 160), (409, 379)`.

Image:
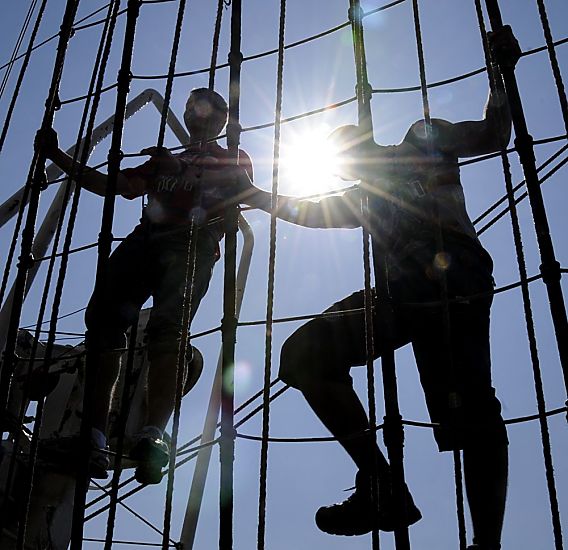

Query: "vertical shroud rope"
(348, 3), (382, 549)
(4, 2), (123, 548)
(208, 0), (225, 90)
(0, 0), (80, 448)
(0, 0), (50, 533)
(69, 1), (143, 549)
(474, 3), (564, 549)
(175, 1), (227, 547)
(256, 0), (287, 548)
(410, 1), (467, 548)
(350, 1), (410, 549)
(0, 0), (48, 327)
(534, 0), (568, 135)
(483, 0), (568, 403)
(155, 1), (195, 549)
(220, 1), (242, 549)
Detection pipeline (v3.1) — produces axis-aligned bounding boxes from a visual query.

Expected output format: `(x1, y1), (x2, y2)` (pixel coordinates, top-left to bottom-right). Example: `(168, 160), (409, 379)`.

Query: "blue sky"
(1, 1), (568, 549)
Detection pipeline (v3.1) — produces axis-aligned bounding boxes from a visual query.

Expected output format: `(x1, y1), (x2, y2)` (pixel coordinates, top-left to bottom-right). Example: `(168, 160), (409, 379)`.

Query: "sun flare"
(279, 125), (344, 196)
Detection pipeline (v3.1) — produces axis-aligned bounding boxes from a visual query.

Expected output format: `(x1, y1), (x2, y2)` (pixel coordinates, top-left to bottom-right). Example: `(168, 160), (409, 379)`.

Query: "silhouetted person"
(239, 26), (520, 550)
(39, 88), (252, 480)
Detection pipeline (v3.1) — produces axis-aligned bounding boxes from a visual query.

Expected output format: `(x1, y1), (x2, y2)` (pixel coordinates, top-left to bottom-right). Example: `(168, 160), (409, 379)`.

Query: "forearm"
(484, 82), (512, 147)
(242, 186), (361, 229)
(48, 148), (123, 196)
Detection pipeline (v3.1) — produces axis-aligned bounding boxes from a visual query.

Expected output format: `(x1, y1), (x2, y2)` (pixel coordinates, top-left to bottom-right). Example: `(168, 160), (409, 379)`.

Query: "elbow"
(495, 125), (512, 151)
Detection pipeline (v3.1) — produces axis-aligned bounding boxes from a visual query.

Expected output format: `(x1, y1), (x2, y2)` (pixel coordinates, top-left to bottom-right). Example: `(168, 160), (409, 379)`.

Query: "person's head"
(184, 88), (228, 139)
(327, 124), (376, 180)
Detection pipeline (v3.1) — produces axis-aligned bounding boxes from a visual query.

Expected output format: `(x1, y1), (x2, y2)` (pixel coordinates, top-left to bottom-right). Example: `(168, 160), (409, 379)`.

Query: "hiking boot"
(130, 426), (169, 484)
(315, 471), (422, 536)
(129, 426), (169, 463)
(89, 427), (110, 479)
(38, 434), (109, 479)
(89, 445), (110, 479)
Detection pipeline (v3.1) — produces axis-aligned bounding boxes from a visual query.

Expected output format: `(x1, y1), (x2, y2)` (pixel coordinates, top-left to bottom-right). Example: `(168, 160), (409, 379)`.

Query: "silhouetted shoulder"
(402, 119), (456, 155)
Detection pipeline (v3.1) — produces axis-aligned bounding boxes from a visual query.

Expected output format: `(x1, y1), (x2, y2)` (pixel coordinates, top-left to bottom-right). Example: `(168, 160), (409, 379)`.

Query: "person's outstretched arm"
(36, 128), (135, 196)
(236, 171), (363, 229)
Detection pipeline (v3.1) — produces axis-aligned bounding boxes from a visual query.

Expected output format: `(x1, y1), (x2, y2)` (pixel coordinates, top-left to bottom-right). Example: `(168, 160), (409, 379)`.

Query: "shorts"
(85, 220), (218, 359)
(279, 238), (508, 451)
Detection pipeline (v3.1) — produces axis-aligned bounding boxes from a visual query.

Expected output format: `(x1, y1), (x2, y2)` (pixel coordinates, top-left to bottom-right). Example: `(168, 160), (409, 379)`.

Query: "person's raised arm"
(432, 25), (522, 158)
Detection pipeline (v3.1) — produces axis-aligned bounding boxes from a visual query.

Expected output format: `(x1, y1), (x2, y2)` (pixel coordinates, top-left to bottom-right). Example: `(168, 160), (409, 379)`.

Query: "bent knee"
(278, 318), (351, 391)
(435, 391), (508, 451)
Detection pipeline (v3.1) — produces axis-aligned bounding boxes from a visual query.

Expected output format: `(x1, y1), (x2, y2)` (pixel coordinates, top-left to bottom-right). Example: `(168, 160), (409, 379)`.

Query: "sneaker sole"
(315, 503), (422, 536)
(129, 439), (169, 467)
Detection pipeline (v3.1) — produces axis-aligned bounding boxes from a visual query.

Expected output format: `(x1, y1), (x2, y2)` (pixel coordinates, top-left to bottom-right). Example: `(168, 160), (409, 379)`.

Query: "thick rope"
(10, 3), (122, 548)
(219, 2), (243, 548)
(208, 0), (225, 90)
(348, 1), (384, 548)
(0, 0), (49, 314)
(484, 0), (568, 399)
(475, 3), (564, 549)
(37, 0), (122, 542)
(105, 318), (140, 550)
(164, 0), (229, 548)
(534, 0), (568, 135)
(410, 1), (468, 547)
(150, 2), (199, 549)
(0, 0), (80, 540)
(0, 0), (81, 465)
(69, 1), (143, 548)
(256, 2), (287, 548)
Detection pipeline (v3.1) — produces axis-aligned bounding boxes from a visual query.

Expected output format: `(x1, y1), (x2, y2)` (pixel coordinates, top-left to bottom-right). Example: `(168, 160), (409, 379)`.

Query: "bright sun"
(279, 125), (343, 196)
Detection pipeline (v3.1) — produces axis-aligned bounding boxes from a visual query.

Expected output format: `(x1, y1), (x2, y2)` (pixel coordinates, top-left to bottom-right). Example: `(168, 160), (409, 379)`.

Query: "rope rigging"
(0, 0), (567, 549)
(257, 1), (287, 547)
(475, 4), (564, 550)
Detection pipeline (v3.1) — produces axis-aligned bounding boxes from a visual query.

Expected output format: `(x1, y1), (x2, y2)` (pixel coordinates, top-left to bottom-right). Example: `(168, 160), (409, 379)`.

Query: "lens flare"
(279, 125), (344, 196)
(234, 360), (253, 394)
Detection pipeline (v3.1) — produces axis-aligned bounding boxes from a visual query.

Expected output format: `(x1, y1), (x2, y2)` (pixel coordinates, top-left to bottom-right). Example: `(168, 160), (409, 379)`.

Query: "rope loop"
(227, 50), (243, 65)
(382, 413), (405, 449)
(540, 260), (562, 285)
(347, 4), (364, 23)
(513, 133), (536, 160)
(18, 253), (35, 271)
(355, 81), (373, 104)
(107, 148), (124, 164)
(221, 315), (238, 334)
(226, 121), (242, 148)
(117, 68), (133, 87)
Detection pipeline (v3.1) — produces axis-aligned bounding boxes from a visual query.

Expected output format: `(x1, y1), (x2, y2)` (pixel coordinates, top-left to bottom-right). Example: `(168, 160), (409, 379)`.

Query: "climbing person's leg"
(279, 290), (421, 535)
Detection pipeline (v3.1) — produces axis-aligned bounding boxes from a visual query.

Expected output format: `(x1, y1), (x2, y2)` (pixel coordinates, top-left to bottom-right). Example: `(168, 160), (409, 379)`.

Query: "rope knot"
(227, 51), (243, 65)
(347, 4), (364, 23)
